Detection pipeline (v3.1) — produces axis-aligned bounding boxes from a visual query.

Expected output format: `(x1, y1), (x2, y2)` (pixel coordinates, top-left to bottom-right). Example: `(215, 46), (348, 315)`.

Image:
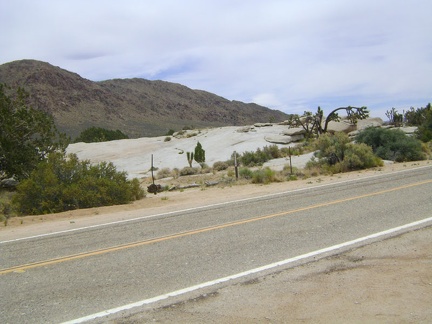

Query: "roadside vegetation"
(13, 152), (144, 215)
(153, 109), (430, 188)
(356, 127), (426, 162)
(0, 84), (144, 221)
(1, 83), (431, 223)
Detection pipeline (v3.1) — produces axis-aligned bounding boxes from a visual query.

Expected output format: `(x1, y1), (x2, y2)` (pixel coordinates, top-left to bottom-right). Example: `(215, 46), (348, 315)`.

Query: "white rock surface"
(67, 125), (302, 179)
(66, 118), (392, 179)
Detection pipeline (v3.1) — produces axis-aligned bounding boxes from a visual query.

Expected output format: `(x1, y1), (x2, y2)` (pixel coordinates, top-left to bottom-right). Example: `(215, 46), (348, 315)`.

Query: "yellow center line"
(1, 179), (431, 275)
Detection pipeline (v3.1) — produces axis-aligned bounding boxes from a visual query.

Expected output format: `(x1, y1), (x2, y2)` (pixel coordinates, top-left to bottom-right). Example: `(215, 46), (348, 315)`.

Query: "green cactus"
(186, 151), (194, 167)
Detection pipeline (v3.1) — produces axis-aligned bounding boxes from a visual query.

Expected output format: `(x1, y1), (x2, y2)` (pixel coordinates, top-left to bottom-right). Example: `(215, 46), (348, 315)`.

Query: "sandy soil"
(2, 161), (431, 323)
(115, 226), (432, 323)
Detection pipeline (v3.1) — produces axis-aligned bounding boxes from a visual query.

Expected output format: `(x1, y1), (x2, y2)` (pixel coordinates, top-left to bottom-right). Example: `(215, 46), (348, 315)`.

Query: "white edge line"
(61, 216), (432, 324)
(2, 165), (431, 244)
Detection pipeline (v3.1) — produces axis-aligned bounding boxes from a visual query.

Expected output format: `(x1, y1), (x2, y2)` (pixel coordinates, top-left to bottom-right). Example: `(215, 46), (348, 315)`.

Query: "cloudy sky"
(1, 0), (431, 119)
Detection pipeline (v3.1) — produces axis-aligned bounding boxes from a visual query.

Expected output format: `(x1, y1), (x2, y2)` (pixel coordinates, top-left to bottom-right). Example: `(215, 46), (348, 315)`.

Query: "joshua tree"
(186, 151), (194, 167)
(287, 106), (369, 138)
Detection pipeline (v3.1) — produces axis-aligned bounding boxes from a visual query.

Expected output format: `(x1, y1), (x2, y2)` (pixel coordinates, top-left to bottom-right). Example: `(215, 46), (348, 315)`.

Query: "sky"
(1, 0), (431, 120)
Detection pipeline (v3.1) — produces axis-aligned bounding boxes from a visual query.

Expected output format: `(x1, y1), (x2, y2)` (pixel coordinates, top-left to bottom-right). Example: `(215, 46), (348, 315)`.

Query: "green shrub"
(239, 150), (261, 167)
(306, 132), (383, 174)
(74, 127), (129, 143)
(314, 132), (351, 164)
(339, 143), (383, 171)
(262, 145), (282, 159)
(356, 127), (426, 162)
(281, 165), (300, 179)
(415, 106), (432, 142)
(239, 145), (282, 167)
(12, 153), (144, 215)
(422, 142), (432, 159)
(287, 174), (298, 181)
(252, 168), (278, 184)
(239, 167), (253, 179)
(166, 129), (175, 136)
(164, 136), (171, 142)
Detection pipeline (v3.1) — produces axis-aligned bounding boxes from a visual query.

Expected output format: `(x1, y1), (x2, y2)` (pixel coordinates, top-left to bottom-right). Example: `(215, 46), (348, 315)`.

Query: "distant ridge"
(0, 59), (290, 138)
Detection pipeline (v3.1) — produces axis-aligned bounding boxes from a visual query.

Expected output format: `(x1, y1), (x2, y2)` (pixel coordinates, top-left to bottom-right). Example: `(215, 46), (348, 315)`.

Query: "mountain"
(0, 59), (290, 138)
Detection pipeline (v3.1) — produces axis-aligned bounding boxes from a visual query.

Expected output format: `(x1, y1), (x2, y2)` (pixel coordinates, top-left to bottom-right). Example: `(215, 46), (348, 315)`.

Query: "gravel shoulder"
(114, 226), (432, 323)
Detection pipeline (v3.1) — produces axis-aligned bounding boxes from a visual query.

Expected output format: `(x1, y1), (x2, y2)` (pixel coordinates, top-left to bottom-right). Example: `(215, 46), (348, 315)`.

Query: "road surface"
(1, 166), (431, 323)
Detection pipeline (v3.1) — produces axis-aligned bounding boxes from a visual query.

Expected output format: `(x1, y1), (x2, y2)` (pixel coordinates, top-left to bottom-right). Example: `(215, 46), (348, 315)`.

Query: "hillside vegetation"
(0, 59), (289, 138)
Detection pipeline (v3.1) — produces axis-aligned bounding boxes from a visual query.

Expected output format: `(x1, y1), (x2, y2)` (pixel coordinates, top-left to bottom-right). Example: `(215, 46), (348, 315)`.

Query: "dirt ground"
(2, 161), (432, 323)
(115, 226), (432, 324)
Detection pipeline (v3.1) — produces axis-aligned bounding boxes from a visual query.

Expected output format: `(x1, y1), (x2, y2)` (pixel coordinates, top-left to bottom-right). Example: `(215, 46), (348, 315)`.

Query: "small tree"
(414, 103), (432, 142)
(287, 106), (369, 138)
(286, 108), (322, 139)
(194, 141), (206, 167)
(385, 108), (403, 126)
(318, 106), (369, 134)
(0, 84), (69, 180)
(404, 104), (430, 126)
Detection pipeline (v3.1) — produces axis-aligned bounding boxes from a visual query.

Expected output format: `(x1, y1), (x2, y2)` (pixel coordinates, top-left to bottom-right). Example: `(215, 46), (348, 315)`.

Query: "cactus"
(186, 151), (194, 167)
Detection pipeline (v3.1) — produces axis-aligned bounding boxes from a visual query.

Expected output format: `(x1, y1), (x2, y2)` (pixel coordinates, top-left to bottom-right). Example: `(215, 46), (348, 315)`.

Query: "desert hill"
(0, 59), (290, 138)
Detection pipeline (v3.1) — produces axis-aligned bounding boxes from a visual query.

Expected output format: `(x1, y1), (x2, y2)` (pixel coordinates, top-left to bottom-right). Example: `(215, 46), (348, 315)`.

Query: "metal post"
(234, 151), (239, 180)
(151, 154), (155, 185)
(289, 147), (293, 175)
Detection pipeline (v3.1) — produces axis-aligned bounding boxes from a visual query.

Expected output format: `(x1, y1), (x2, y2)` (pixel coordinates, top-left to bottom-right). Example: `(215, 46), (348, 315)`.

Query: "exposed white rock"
(356, 117), (384, 130)
(237, 126), (255, 133)
(283, 127), (306, 136)
(254, 122), (274, 127)
(325, 120), (357, 134)
(66, 117), (399, 180)
(396, 126), (417, 134)
(265, 134), (304, 144)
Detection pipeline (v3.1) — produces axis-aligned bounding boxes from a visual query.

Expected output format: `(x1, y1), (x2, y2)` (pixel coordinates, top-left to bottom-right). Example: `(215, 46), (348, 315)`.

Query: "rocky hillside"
(0, 60), (290, 138)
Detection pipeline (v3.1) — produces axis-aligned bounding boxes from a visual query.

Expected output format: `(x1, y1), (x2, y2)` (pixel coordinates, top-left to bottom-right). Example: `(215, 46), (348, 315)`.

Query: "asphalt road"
(1, 166), (431, 323)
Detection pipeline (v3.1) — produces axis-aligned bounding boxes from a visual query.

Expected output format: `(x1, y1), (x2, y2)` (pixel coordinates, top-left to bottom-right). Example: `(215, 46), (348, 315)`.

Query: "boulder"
(356, 117), (384, 130)
(396, 126), (417, 134)
(278, 120), (291, 125)
(254, 123), (273, 127)
(326, 120), (357, 134)
(237, 126), (255, 133)
(0, 178), (19, 189)
(265, 134), (304, 144)
(348, 130), (360, 137)
(283, 127), (307, 136)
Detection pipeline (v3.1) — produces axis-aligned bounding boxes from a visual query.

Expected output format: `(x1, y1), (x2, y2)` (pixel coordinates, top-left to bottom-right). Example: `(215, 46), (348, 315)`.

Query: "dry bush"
(156, 168), (173, 179)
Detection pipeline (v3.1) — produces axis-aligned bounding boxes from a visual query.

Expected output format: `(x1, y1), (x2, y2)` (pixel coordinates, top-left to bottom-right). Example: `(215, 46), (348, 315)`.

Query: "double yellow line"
(1, 179), (431, 275)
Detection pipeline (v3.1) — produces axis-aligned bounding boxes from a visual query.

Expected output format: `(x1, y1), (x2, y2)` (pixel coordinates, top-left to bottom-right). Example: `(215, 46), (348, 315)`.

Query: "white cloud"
(1, 0), (431, 119)
(252, 93), (284, 109)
